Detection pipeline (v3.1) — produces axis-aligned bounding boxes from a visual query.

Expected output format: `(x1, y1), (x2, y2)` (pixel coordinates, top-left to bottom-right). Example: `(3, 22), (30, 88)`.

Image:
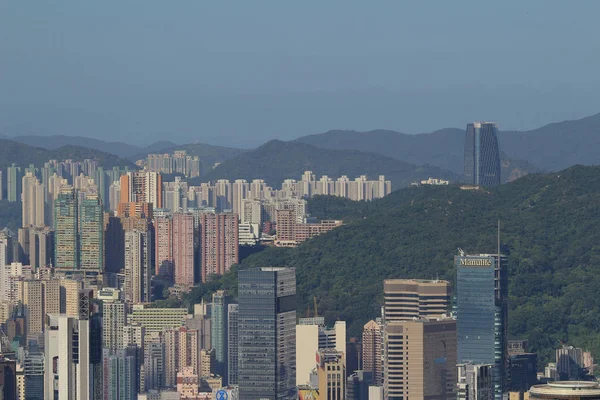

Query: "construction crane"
(313, 296), (318, 317)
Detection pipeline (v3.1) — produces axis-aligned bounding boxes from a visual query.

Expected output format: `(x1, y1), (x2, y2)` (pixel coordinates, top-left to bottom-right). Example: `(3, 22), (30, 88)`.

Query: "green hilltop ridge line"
(199, 139), (458, 188)
(0, 139), (137, 169)
(201, 164), (600, 366)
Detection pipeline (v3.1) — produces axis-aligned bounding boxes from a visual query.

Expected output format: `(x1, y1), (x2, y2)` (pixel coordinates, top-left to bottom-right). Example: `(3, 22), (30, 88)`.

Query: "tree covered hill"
(200, 139), (458, 188)
(0, 139), (137, 169)
(215, 165), (600, 364)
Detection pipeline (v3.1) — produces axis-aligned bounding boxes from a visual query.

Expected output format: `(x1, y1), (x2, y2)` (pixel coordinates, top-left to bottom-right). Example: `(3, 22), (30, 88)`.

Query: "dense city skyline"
(1, 2), (599, 399)
(0, 121), (595, 399)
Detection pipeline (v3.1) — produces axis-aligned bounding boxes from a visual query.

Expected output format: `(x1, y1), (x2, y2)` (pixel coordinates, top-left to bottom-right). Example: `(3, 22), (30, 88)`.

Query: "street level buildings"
(457, 363), (494, 400)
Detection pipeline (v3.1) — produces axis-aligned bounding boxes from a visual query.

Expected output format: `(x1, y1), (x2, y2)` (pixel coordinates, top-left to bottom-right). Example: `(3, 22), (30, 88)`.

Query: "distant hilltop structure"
(411, 177), (449, 186)
(464, 122), (501, 187)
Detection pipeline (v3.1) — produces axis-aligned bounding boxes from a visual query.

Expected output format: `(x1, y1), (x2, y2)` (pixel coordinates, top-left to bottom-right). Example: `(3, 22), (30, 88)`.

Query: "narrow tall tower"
(455, 253), (508, 400)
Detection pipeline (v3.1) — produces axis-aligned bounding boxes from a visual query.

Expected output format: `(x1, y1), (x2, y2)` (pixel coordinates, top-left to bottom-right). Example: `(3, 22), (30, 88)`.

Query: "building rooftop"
(384, 278), (450, 285)
(530, 381), (600, 397)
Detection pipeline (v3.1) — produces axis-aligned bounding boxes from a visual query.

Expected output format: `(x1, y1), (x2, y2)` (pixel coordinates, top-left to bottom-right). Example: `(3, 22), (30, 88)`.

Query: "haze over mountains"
(5, 112), (600, 186)
(296, 113), (600, 173)
(0, 138), (136, 170)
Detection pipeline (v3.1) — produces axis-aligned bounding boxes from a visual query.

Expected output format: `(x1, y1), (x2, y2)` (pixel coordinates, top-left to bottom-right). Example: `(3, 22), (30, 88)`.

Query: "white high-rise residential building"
(0, 235), (10, 302)
(45, 314), (93, 400)
(240, 199), (262, 225)
(108, 181), (121, 212)
(231, 179), (249, 216)
(144, 171), (163, 209)
(21, 172), (45, 228)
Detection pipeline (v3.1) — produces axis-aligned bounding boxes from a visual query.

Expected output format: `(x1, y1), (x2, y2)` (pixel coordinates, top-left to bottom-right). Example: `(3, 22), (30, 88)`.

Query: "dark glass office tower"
(464, 122), (501, 186)
(211, 290), (231, 384)
(238, 267), (296, 400)
(456, 254), (508, 400)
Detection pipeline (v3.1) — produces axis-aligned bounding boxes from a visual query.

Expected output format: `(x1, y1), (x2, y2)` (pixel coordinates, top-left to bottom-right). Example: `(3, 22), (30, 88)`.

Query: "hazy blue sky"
(2, 1), (600, 147)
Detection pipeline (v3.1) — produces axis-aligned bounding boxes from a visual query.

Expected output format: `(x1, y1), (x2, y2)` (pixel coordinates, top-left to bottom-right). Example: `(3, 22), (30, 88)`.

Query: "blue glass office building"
(456, 254), (508, 400)
(211, 290), (231, 384)
(238, 267), (296, 400)
(464, 122), (501, 186)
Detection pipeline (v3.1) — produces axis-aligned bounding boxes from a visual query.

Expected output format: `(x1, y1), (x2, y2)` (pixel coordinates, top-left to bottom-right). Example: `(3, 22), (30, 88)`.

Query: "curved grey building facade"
(464, 122), (501, 186)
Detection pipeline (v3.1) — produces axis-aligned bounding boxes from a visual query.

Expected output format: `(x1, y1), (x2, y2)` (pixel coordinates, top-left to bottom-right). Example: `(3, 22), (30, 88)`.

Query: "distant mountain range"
(199, 140), (458, 188)
(500, 113), (600, 171)
(295, 113), (600, 176)
(10, 135), (175, 159)
(7, 112), (600, 183)
(9, 135), (244, 173)
(295, 128), (541, 181)
(0, 139), (137, 169)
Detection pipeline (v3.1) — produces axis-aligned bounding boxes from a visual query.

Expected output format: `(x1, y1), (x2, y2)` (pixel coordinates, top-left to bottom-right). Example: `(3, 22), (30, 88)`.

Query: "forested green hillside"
(209, 165), (600, 365)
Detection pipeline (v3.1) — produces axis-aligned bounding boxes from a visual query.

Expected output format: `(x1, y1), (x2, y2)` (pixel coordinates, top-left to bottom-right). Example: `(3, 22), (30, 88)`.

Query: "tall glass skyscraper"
(227, 303), (239, 386)
(238, 267), (296, 400)
(464, 122), (501, 186)
(79, 193), (104, 273)
(211, 290), (231, 384)
(456, 253), (508, 400)
(54, 187), (78, 270)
